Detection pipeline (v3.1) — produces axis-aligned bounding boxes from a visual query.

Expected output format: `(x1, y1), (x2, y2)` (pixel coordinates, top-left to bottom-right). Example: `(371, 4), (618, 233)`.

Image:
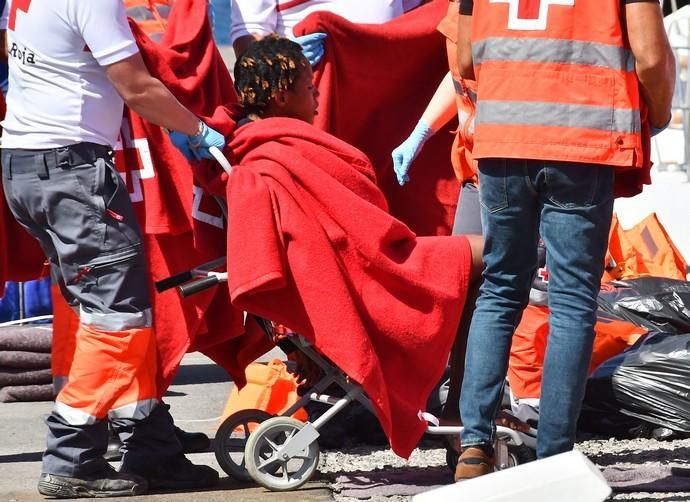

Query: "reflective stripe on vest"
(470, 0), (643, 168)
(477, 101), (640, 134)
(473, 37), (635, 72)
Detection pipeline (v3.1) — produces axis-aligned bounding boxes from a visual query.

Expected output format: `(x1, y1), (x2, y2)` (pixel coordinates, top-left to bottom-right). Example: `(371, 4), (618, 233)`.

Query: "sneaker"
(38, 466), (147, 498)
(454, 446), (495, 482)
(121, 453), (219, 491)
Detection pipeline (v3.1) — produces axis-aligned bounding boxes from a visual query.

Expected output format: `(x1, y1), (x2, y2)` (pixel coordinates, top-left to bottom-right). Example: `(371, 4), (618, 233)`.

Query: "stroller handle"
(209, 146), (233, 175)
(155, 270), (193, 293)
(178, 275), (220, 297)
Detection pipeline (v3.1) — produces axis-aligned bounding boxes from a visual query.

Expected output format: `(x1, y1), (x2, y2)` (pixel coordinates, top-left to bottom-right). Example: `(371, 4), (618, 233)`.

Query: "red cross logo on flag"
(490, 0), (575, 30)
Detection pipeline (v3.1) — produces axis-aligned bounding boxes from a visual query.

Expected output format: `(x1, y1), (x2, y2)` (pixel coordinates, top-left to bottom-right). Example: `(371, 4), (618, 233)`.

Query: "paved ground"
(0, 350), (333, 502)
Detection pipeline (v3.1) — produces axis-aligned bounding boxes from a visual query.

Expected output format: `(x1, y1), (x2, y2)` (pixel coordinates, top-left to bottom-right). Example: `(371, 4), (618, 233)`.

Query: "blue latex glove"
(169, 121), (226, 161)
(391, 121), (434, 186)
(292, 32), (327, 66)
(651, 114), (672, 137)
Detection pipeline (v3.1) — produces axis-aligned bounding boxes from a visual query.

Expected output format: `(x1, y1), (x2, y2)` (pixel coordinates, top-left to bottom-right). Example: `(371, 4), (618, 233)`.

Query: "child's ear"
(275, 89), (289, 107)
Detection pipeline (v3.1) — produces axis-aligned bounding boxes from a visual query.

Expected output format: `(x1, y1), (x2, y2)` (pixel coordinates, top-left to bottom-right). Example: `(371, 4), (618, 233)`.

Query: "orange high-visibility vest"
(470, 0), (644, 169)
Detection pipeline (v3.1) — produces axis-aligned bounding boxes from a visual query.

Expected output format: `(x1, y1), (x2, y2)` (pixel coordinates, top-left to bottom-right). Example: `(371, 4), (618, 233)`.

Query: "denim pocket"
(545, 163), (613, 208)
(478, 158), (509, 213)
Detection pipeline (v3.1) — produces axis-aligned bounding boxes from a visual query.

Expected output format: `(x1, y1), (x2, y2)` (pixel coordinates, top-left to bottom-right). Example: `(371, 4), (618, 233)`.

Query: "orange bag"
(220, 359), (308, 425)
(604, 213), (687, 282)
(508, 306), (645, 400)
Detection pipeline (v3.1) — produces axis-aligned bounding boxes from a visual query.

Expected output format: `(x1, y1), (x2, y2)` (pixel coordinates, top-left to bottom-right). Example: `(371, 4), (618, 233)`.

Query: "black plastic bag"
(597, 277), (690, 333)
(583, 332), (690, 433)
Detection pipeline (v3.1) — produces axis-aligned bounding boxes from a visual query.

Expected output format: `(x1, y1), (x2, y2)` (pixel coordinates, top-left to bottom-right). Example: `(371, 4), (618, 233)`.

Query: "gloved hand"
(292, 32), (327, 66)
(169, 121), (225, 161)
(651, 114), (672, 137)
(391, 121), (434, 186)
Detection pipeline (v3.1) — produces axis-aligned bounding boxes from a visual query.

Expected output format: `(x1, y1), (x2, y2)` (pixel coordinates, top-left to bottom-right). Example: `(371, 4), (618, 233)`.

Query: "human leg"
(2, 146), (149, 497)
(459, 158), (540, 466)
(443, 233), (483, 426)
(537, 162), (614, 458)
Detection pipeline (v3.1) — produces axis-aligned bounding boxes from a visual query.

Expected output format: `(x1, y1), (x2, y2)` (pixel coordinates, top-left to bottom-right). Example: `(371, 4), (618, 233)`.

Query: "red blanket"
(294, 0), (460, 236)
(225, 117), (471, 458)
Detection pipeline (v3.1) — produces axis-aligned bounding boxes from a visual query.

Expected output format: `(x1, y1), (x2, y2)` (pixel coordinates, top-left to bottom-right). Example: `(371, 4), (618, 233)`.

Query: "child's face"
(280, 64), (319, 124)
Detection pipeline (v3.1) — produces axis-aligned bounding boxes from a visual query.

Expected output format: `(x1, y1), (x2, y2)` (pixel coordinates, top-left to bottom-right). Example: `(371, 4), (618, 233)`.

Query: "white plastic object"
(209, 146), (233, 175)
(413, 450), (611, 502)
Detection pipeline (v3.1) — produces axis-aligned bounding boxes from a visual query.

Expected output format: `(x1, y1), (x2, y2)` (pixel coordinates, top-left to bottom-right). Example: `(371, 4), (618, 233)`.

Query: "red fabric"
(294, 0), (460, 236)
(126, 0), (252, 390)
(0, 92), (47, 297)
(114, 110), (193, 235)
(224, 117), (472, 458)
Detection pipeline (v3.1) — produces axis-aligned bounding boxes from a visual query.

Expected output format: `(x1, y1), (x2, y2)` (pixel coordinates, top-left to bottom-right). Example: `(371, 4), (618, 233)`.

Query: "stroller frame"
(158, 255), (537, 491)
(156, 147), (536, 491)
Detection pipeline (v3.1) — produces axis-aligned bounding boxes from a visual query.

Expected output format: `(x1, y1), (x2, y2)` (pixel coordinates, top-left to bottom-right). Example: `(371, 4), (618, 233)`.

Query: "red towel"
(225, 117), (472, 458)
(294, 0), (460, 236)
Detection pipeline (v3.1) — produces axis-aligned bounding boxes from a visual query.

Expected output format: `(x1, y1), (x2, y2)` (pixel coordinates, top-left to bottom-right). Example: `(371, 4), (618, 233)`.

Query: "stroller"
(156, 148), (537, 492)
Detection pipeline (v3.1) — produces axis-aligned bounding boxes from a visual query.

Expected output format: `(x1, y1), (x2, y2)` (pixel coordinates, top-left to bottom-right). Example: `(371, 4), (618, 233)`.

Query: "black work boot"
(106, 425), (210, 460)
(173, 425), (211, 453)
(121, 453), (219, 491)
(38, 465), (147, 498)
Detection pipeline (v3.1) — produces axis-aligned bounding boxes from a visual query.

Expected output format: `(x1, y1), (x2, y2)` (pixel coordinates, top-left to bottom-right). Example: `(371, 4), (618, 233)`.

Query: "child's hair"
(234, 35), (309, 116)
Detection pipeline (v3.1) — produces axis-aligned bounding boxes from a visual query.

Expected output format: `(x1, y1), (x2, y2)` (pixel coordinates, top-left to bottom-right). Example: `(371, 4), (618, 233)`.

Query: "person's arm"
(233, 34), (261, 59)
(74, 0), (199, 135)
(391, 72), (457, 186)
(626, 2), (676, 129)
(231, 0), (276, 58)
(457, 13), (474, 80)
(456, 0), (474, 80)
(421, 72), (458, 132)
(105, 53), (199, 135)
(0, 1), (8, 61)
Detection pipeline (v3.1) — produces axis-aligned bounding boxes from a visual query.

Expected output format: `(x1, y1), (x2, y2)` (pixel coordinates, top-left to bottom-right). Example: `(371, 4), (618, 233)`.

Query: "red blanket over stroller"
(220, 117), (472, 458)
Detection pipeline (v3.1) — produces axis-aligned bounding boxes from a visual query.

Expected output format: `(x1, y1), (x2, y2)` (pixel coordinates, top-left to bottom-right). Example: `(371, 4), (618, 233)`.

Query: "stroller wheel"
(245, 416), (320, 491)
(214, 409), (273, 481)
(507, 443), (536, 466)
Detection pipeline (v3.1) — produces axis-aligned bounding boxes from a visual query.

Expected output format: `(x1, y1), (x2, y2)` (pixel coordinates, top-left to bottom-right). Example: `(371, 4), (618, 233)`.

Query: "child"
(224, 35), (486, 459)
(234, 35), (319, 125)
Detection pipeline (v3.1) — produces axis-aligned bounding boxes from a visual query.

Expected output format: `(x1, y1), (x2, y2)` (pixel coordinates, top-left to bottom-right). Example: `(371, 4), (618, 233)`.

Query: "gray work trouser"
(1, 143), (181, 476)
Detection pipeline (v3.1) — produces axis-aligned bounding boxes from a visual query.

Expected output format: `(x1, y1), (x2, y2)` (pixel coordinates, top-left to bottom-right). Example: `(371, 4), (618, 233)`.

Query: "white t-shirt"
(231, 0), (423, 44)
(1, 0), (139, 149)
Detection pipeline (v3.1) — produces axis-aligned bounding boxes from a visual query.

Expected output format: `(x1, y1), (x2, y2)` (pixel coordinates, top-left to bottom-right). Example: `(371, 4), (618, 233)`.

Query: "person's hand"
(391, 121), (434, 186)
(169, 121), (225, 161)
(293, 32), (327, 66)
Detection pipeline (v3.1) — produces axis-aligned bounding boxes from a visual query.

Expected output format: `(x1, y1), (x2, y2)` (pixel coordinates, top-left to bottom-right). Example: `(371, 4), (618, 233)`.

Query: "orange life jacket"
(470, 0), (644, 169)
(124, 0), (174, 42)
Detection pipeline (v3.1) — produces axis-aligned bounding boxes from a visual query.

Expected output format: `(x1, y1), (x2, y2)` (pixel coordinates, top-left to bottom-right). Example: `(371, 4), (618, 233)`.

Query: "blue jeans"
(460, 158), (614, 458)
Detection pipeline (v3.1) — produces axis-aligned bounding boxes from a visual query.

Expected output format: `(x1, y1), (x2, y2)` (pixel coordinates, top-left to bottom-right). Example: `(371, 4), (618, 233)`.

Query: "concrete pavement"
(0, 350), (333, 502)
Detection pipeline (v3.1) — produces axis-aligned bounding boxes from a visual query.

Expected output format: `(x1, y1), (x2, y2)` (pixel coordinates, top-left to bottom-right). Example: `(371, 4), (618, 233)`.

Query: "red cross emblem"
(8, 0), (32, 31)
(490, 0), (575, 30)
(537, 267), (549, 283)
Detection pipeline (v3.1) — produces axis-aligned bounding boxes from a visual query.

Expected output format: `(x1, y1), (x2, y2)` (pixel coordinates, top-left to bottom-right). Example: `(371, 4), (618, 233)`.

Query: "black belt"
(2, 142), (113, 179)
